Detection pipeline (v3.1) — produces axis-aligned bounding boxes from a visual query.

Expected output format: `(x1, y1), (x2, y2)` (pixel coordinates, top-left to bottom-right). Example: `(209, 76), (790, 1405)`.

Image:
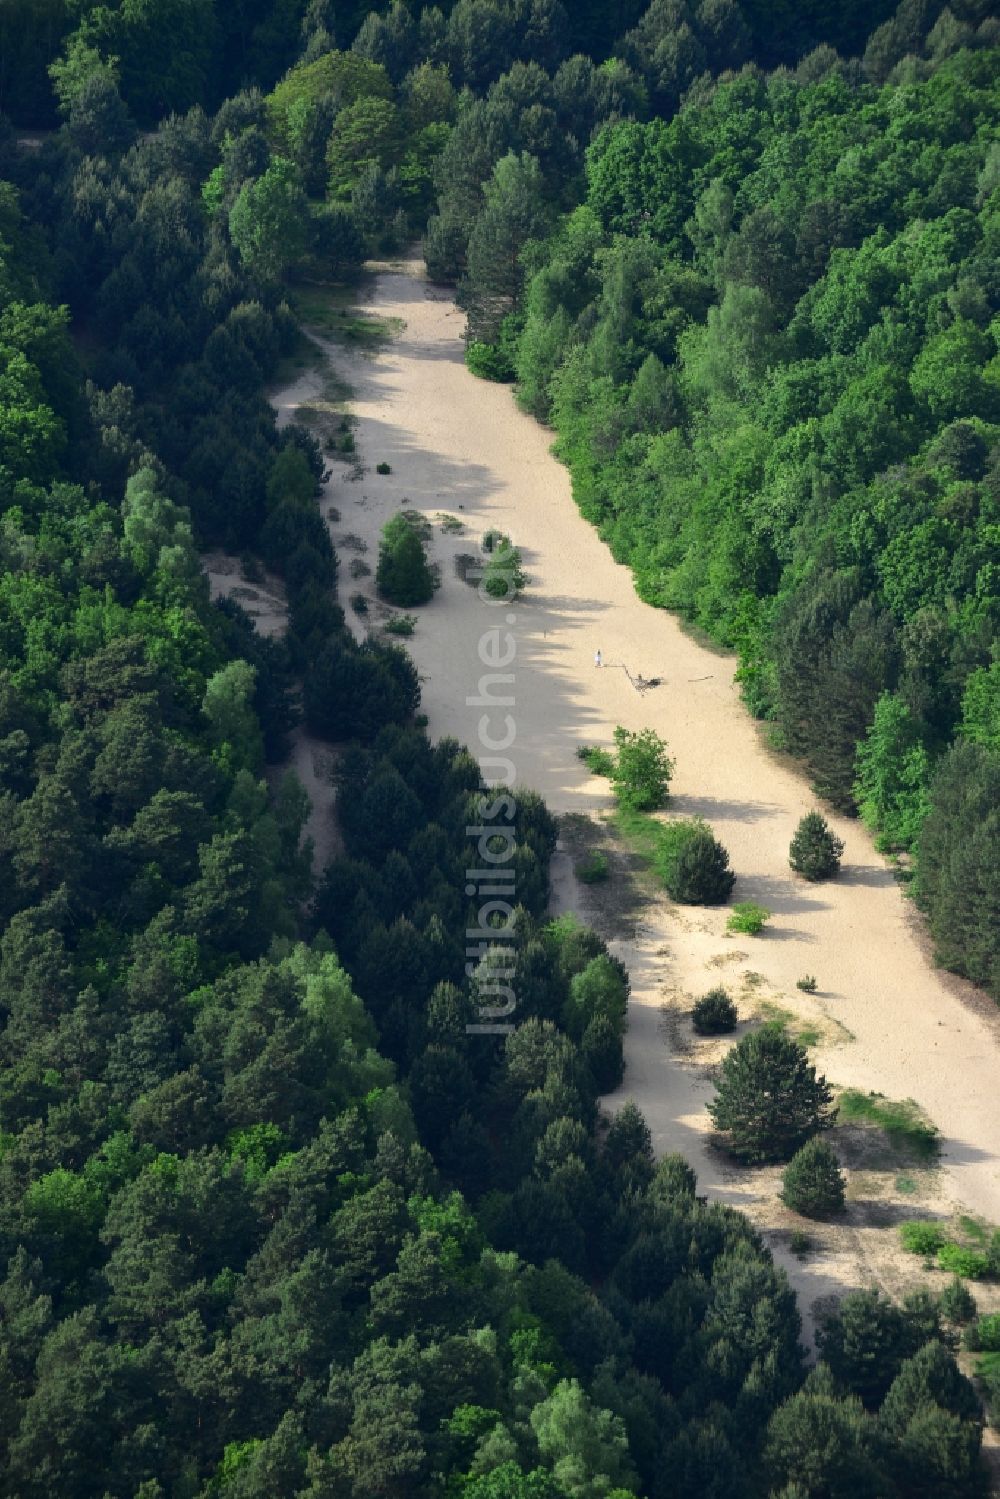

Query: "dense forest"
(438, 4), (1000, 997)
(0, 0), (996, 1494)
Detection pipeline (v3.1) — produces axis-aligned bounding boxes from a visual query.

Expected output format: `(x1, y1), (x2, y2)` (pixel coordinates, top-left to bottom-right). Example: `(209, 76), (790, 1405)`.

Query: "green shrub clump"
(465, 339), (515, 381)
(578, 745), (615, 776)
(899, 1220), (948, 1256)
(789, 811), (845, 880)
(780, 1137), (846, 1219)
(940, 1277), (977, 1326)
(937, 1243), (990, 1279)
(708, 1028), (834, 1163)
(576, 850), (609, 884)
(610, 727), (674, 812)
(654, 819), (735, 905)
(964, 1312), (1000, 1350)
(375, 461), (392, 474)
(383, 614), (416, 636)
(481, 538), (525, 600)
(691, 986), (737, 1035)
(727, 901), (770, 935)
(375, 513), (435, 606)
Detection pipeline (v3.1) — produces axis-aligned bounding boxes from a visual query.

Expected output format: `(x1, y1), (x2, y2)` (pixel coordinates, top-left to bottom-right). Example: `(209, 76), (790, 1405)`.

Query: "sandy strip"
(289, 260), (1000, 1253)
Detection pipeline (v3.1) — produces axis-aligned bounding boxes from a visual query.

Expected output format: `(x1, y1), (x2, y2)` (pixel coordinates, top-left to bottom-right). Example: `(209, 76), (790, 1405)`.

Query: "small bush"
(349, 592), (368, 615)
(383, 614), (416, 637)
(796, 974), (818, 992)
(348, 557), (371, 579)
(482, 528), (508, 554)
(656, 819), (736, 905)
(610, 727), (674, 812)
(937, 1243), (990, 1279)
(327, 506), (341, 522)
(481, 539), (525, 600)
(938, 1277), (976, 1327)
(465, 340), (515, 381)
(578, 745), (615, 777)
(376, 461), (392, 475)
(789, 811), (844, 880)
(576, 850), (609, 884)
(790, 1229), (811, 1256)
(727, 901), (770, 935)
(439, 514), (463, 533)
(338, 431), (355, 453)
(692, 986), (738, 1035)
(240, 552), (264, 583)
(964, 1312), (1000, 1350)
(899, 1220), (948, 1256)
(780, 1137), (846, 1218)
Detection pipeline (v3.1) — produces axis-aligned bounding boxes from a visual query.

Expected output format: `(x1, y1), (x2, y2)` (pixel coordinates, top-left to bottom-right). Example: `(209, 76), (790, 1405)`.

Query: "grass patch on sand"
(838, 1089), (939, 1160)
(292, 284), (403, 349)
(757, 1001), (821, 1049)
(612, 807), (668, 864)
(959, 1214), (990, 1245)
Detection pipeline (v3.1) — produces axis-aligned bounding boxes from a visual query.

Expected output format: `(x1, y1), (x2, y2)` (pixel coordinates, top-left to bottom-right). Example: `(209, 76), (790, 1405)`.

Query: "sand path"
(283, 259), (1000, 1268)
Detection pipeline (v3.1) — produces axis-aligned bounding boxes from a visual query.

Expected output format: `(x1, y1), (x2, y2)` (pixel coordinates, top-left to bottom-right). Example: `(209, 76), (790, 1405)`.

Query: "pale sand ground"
(301, 258), (1000, 1190)
(232, 256), (1000, 1339)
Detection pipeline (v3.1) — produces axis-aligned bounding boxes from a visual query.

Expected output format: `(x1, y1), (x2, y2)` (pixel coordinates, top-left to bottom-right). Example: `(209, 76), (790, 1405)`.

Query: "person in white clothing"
(595, 650), (602, 667)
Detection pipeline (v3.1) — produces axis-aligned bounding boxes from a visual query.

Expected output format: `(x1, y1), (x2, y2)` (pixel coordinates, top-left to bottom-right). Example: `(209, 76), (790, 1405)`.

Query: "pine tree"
(667, 823), (736, 904)
(780, 1137), (846, 1218)
(376, 516), (435, 605)
(789, 811), (844, 881)
(709, 1029), (834, 1162)
(459, 152), (549, 344)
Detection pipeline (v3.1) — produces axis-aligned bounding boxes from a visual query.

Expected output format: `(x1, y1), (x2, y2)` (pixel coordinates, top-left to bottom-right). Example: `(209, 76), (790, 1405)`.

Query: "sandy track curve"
(289, 258), (1000, 1241)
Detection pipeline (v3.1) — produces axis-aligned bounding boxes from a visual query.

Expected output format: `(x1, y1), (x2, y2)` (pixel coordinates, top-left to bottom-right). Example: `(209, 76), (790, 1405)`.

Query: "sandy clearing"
(313, 256), (1000, 1221)
(249, 258), (1000, 1335)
